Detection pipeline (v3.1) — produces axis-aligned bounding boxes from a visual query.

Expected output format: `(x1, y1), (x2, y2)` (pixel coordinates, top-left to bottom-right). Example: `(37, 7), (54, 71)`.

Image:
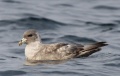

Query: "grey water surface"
(0, 0), (120, 76)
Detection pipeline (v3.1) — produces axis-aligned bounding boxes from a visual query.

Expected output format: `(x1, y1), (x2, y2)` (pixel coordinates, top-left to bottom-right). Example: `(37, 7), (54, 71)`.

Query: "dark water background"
(0, 0), (120, 76)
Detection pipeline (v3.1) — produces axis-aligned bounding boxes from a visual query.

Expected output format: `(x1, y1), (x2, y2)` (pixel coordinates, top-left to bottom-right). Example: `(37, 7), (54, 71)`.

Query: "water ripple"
(93, 5), (120, 10)
(58, 35), (96, 44)
(0, 17), (66, 30)
(42, 71), (80, 75)
(0, 70), (26, 76)
(104, 63), (120, 67)
(2, 0), (21, 3)
(86, 22), (117, 27)
(42, 38), (54, 43)
(53, 4), (74, 7)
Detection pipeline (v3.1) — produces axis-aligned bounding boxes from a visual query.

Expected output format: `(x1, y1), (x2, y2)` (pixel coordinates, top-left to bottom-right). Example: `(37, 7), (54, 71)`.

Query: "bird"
(18, 29), (108, 63)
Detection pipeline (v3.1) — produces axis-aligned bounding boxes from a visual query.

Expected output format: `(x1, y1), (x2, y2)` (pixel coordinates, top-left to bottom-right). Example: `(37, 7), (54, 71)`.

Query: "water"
(0, 0), (120, 76)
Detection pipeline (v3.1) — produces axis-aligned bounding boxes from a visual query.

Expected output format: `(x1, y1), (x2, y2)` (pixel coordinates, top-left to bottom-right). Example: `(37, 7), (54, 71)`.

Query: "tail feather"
(77, 42), (108, 57)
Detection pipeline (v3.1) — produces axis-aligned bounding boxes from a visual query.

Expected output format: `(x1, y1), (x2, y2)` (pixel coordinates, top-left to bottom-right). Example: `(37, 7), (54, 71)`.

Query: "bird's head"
(19, 29), (40, 46)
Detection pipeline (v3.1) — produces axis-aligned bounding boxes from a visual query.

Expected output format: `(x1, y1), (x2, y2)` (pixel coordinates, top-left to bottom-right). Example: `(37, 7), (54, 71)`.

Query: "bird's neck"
(36, 32), (42, 43)
(28, 40), (41, 46)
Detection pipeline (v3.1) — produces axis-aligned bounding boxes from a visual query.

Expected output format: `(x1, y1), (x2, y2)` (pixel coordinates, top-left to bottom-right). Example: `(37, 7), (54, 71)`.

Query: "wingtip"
(95, 42), (108, 47)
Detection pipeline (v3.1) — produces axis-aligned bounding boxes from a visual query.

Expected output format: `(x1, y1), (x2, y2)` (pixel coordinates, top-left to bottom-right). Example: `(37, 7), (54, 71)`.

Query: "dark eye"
(28, 34), (33, 37)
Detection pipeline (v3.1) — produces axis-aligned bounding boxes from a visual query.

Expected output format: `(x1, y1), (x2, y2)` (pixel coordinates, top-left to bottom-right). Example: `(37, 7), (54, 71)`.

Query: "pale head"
(19, 29), (40, 46)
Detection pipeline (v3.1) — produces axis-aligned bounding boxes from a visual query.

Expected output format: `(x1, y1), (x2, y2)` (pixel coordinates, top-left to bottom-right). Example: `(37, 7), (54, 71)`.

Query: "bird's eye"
(28, 34), (33, 37)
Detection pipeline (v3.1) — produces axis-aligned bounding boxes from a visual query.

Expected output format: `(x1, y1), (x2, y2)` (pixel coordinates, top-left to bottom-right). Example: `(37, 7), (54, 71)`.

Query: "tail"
(78, 42), (108, 57)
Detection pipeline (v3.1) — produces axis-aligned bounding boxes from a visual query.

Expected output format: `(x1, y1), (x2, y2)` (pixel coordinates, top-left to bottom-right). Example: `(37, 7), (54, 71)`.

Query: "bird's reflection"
(24, 60), (68, 65)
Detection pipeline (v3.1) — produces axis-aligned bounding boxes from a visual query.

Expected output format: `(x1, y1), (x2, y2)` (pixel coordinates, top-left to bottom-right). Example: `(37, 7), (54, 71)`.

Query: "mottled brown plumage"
(19, 29), (108, 63)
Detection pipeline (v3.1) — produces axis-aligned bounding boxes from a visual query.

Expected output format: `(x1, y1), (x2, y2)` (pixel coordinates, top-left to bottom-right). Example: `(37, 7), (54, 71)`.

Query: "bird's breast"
(25, 44), (40, 60)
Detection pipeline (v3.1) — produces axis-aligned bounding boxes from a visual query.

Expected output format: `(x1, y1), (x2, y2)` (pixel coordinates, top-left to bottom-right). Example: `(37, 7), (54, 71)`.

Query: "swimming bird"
(18, 29), (107, 63)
